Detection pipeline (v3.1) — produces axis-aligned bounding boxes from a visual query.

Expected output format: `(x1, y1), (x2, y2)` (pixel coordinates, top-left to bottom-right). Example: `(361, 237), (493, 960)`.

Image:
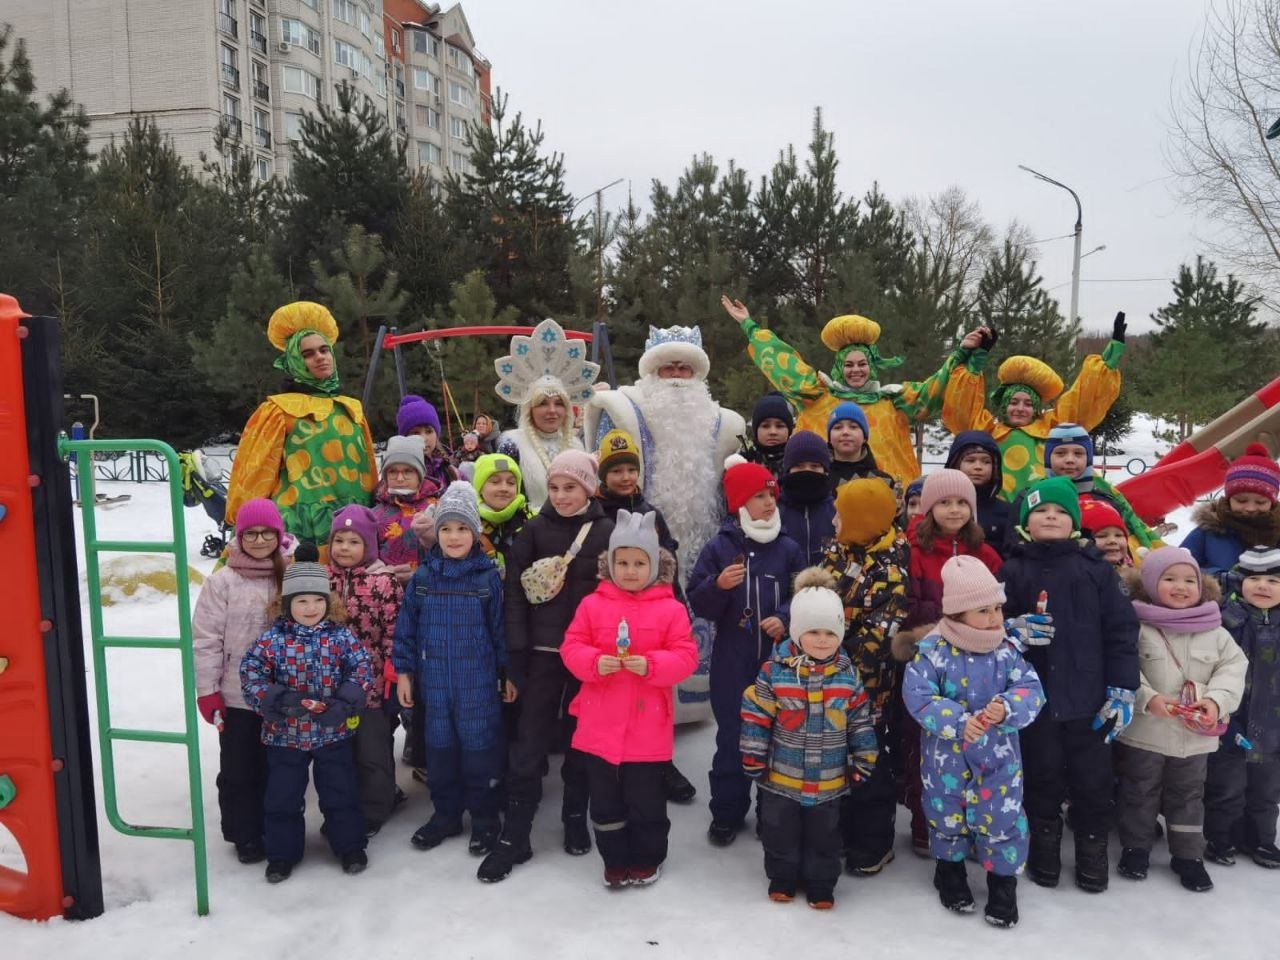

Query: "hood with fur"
(1191, 498), (1280, 546)
(596, 547), (678, 586)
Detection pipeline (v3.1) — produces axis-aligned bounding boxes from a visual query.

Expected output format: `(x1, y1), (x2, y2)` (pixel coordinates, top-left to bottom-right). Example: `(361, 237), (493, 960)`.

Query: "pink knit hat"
(919, 469), (978, 521)
(235, 498), (284, 549)
(941, 555), (1006, 615)
(329, 504), (378, 561)
(1140, 545), (1202, 602)
(547, 449), (600, 496)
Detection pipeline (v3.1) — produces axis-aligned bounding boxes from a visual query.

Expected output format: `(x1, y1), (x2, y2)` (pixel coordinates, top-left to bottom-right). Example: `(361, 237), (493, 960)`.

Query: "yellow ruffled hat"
(267, 301), (341, 351)
(997, 355), (1063, 404)
(821, 314), (881, 352)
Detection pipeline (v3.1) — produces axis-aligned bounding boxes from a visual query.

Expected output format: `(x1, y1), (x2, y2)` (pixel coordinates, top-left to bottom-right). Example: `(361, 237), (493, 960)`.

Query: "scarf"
(479, 494), (527, 526)
(1131, 600), (1223, 633)
(273, 329), (340, 397)
(823, 343), (905, 403)
(938, 617), (1006, 654)
(739, 506), (782, 544)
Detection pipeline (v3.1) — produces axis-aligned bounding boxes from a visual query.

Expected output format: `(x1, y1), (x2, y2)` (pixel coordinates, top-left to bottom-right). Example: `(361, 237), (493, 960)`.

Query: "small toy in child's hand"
(616, 618), (631, 659)
(1235, 732), (1255, 751)
(300, 698), (329, 713)
(1036, 590), (1048, 615)
(212, 710), (225, 733)
(1170, 682), (1228, 736)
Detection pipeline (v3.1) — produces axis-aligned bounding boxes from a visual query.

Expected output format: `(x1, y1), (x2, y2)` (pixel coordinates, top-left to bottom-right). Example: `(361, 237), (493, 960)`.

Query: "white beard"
(632, 375), (724, 579)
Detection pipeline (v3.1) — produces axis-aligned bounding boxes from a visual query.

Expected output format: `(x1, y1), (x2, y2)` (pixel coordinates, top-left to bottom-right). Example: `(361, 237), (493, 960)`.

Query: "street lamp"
(570, 178), (625, 321)
(1081, 244), (1106, 259)
(1019, 164), (1083, 325)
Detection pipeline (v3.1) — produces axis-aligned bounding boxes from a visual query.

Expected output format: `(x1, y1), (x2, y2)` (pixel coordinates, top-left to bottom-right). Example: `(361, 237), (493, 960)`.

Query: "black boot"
(662, 762), (697, 804)
(1027, 816), (1063, 888)
(984, 873), (1018, 928)
(1171, 857), (1214, 892)
(563, 812), (592, 855)
(1117, 846), (1149, 880)
(477, 802), (534, 883)
(1074, 830), (1109, 893)
(469, 819), (500, 856)
(933, 859), (975, 913)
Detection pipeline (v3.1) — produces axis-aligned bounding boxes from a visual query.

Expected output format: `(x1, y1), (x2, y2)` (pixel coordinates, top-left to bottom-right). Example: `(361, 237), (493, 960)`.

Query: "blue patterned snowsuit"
(903, 635), (1045, 875)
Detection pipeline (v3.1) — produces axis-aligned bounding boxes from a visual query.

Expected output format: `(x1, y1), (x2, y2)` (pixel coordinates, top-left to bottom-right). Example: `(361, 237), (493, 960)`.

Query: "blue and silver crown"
(644, 325), (703, 352)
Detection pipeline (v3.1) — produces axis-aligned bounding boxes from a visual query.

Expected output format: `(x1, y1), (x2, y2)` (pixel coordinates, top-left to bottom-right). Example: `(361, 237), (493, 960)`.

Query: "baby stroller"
(179, 450), (232, 558)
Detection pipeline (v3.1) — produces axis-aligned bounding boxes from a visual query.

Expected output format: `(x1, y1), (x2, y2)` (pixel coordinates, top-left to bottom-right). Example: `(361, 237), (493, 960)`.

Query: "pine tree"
(973, 239), (1080, 376)
(390, 172), (467, 321)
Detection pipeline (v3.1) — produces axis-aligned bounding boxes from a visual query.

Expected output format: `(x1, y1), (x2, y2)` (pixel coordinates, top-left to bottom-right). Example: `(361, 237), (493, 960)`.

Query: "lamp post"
(571, 178), (625, 321)
(1019, 165), (1083, 325)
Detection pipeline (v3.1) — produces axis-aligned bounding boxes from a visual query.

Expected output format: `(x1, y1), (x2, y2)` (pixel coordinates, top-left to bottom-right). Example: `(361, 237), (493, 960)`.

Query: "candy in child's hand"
(616, 617), (631, 659)
(300, 698), (328, 713)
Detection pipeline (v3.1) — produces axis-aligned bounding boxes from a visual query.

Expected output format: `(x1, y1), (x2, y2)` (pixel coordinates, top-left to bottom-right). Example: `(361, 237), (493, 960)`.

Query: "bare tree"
(902, 185), (996, 317)
(1168, 1), (1280, 291)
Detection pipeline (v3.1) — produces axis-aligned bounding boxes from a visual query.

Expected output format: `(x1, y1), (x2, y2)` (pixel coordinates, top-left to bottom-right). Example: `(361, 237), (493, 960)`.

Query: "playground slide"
(1140, 376), (1280, 471)
(1117, 401), (1280, 524)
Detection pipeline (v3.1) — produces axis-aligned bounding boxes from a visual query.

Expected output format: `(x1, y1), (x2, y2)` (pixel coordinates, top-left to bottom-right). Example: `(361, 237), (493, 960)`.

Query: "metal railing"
(218, 13), (238, 38)
(57, 436), (210, 917)
(254, 126), (272, 148)
(220, 63), (240, 88)
(250, 30), (267, 54)
(253, 79), (270, 102)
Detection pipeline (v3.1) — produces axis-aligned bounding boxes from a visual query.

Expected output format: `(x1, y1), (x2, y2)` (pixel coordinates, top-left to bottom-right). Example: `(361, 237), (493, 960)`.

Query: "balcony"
(250, 31), (267, 55)
(395, 79), (405, 98)
(254, 126), (272, 149)
(222, 116), (243, 139)
(218, 13), (238, 39)
(395, 116), (406, 132)
(253, 80), (270, 102)
(221, 63), (240, 88)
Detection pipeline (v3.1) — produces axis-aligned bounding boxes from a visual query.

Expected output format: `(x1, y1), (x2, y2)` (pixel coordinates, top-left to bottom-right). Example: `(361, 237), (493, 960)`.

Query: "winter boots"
(341, 849), (368, 875)
(984, 874), (1018, 928)
(1171, 857), (1214, 892)
(265, 860), (294, 883)
(563, 812), (592, 855)
(410, 817), (464, 850)
(477, 802), (535, 883)
(708, 819), (742, 847)
(1027, 816), (1063, 887)
(663, 762), (697, 804)
(235, 839), (266, 865)
(1204, 840), (1236, 866)
(1118, 846), (1150, 880)
(933, 859), (975, 914)
(1252, 843), (1280, 868)
(469, 819), (500, 856)
(1074, 830), (1110, 893)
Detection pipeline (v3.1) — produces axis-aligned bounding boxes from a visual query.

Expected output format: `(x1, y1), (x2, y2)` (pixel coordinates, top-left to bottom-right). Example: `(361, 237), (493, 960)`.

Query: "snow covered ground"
(4, 422), (1276, 956)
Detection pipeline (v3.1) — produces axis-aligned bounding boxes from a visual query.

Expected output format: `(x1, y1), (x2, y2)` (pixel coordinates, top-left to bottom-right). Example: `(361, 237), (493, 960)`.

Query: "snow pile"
(95, 555), (206, 606)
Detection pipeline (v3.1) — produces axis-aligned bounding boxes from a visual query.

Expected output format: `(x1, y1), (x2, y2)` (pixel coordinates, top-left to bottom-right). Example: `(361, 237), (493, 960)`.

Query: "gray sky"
(464, 0), (1215, 335)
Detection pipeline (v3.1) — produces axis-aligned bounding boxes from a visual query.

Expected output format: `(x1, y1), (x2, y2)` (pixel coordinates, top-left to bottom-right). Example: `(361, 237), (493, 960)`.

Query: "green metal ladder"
(58, 436), (209, 916)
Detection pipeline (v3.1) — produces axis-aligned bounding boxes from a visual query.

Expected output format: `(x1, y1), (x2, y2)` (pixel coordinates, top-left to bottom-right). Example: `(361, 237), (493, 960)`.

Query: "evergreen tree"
(284, 81), (408, 283)
(973, 238), (1080, 376)
(390, 172), (466, 321)
(446, 91), (577, 318)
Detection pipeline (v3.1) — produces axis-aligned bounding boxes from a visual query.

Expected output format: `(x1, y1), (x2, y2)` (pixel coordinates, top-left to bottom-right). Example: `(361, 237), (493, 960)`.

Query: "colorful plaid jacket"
(740, 638), (878, 806)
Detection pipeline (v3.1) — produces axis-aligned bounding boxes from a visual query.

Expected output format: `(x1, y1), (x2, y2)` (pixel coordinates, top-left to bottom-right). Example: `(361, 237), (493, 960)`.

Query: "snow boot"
(603, 866), (630, 889)
(806, 887), (835, 910)
(1204, 840), (1236, 866)
(1074, 831), (1109, 893)
(235, 839), (266, 865)
(662, 762), (697, 804)
(469, 819), (500, 856)
(1251, 843), (1280, 869)
(410, 817), (463, 850)
(708, 819), (742, 847)
(563, 812), (592, 855)
(341, 849), (368, 875)
(1118, 846), (1149, 880)
(1027, 816), (1063, 888)
(767, 880), (795, 902)
(846, 847), (895, 876)
(477, 802), (534, 883)
(264, 860), (294, 884)
(1172, 857), (1214, 891)
(983, 873), (1018, 928)
(933, 859), (975, 913)
(628, 865), (661, 886)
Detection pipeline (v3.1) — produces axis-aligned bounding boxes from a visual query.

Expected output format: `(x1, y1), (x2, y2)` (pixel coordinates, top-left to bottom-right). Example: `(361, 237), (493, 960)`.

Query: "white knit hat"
(432, 480), (482, 537)
(788, 568), (847, 642)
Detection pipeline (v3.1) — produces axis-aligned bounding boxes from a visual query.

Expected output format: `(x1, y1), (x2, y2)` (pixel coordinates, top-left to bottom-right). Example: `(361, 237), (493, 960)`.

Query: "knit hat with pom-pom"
(1236, 544), (1280, 577)
(788, 567), (847, 643)
(396, 394), (441, 436)
(282, 541), (331, 602)
(723, 454), (778, 514)
(1225, 443), (1280, 503)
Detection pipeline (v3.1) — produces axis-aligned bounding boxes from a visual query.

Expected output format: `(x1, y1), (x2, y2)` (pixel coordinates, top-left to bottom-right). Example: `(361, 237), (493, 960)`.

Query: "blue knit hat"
(783, 430), (831, 472)
(396, 394), (441, 436)
(751, 392), (795, 437)
(827, 401), (869, 440)
(1045, 422), (1094, 479)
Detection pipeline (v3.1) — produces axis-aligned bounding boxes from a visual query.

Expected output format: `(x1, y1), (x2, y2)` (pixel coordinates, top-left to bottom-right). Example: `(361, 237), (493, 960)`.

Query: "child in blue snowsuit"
(903, 554), (1044, 928)
(240, 544), (374, 883)
(688, 456), (806, 846)
(393, 481), (510, 855)
(777, 430), (837, 566)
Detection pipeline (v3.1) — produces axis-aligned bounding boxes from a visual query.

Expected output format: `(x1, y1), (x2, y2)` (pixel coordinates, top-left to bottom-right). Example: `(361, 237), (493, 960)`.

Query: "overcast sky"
(463, 0), (1216, 335)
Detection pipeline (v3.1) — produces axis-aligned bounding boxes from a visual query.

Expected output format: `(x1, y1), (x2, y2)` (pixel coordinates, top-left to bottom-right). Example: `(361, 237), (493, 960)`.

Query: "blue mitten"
(1004, 614), (1054, 651)
(261, 684), (307, 722)
(314, 681), (366, 729)
(1091, 687), (1136, 743)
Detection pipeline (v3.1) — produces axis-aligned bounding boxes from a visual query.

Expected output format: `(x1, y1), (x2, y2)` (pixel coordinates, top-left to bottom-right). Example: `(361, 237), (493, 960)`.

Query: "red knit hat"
(919, 468), (978, 521)
(723, 456), (778, 513)
(1079, 497), (1126, 535)
(1225, 443), (1280, 503)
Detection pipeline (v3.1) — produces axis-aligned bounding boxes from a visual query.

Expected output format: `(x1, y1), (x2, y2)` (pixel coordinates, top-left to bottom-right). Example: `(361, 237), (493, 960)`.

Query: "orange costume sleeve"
(225, 399), (291, 526)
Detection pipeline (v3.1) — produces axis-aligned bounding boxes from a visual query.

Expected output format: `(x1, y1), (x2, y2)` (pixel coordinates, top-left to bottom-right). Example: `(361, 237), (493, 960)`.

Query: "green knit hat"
(472, 452), (523, 496)
(1020, 475), (1081, 530)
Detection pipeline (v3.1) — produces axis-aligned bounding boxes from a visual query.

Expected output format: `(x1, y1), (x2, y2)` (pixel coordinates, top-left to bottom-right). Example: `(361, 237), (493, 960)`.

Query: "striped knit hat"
(282, 542), (330, 601)
(1225, 443), (1280, 503)
(1236, 545), (1280, 577)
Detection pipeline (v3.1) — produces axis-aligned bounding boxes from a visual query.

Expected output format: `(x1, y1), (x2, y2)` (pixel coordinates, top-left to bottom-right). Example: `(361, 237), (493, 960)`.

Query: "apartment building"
(0, 0), (490, 181)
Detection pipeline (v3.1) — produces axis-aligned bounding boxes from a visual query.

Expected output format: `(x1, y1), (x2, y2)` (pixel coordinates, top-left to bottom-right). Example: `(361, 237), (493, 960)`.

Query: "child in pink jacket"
(561, 510), (699, 889)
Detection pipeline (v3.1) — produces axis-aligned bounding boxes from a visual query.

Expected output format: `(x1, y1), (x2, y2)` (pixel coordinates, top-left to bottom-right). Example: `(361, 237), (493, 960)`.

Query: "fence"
(69, 447), (236, 486)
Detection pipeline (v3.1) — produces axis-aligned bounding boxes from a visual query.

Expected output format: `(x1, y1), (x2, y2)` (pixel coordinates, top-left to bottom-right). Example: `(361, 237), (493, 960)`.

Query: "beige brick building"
(0, 0), (491, 180)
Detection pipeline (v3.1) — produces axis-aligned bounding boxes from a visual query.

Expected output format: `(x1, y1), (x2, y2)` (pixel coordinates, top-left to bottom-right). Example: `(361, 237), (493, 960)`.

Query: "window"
(391, 29), (401, 53)
(282, 66), (319, 99)
(450, 116), (467, 141)
(252, 60), (269, 101)
(418, 141), (441, 166)
(450, 150), (467, 173)
(223, 94), (242, 138)
(253, 108), (271, 148)
(335, 39), (357, 69)
(220, 44), (239, 88)
(448, 81), (472, 108)
(447, 46), (474, 78)
(416, 105), (440, 129)
(301, 0), (318, 9)
(280, 18), (321, 55)
(412, 67), (433, 91)
(375, 31), (384, 57)
(285, 112), (305, 141)
(359, 9), (371, 38)
(256, 156), (271, 182)
(332, 0), (358, 25)
(218, 0), (238, 39)
(250, 12), (267, 53)
(412, 31), (440, 57)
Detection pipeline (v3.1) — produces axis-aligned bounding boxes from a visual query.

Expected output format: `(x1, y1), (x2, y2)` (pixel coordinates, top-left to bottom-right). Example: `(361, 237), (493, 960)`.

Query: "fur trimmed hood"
(891, 630), (920, 663)
(1192, 498), (1280, 546)
(1121, 566), (1222, 605)
(596, 547), (678, 586)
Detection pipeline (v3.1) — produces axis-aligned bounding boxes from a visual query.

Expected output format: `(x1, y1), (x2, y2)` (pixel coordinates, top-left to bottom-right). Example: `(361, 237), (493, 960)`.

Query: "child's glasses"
(241, 530), (279, 542)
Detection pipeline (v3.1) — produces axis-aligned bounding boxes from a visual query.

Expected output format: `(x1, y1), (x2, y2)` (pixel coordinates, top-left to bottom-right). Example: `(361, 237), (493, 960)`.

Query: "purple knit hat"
(329, 504), (378, 562)
(919, 469), (978, 522)
(235, 498), (283, 549)
(396, 394), (441, 436)
(1140, 545), (1202, 602)
(783, 430), (831, 472)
